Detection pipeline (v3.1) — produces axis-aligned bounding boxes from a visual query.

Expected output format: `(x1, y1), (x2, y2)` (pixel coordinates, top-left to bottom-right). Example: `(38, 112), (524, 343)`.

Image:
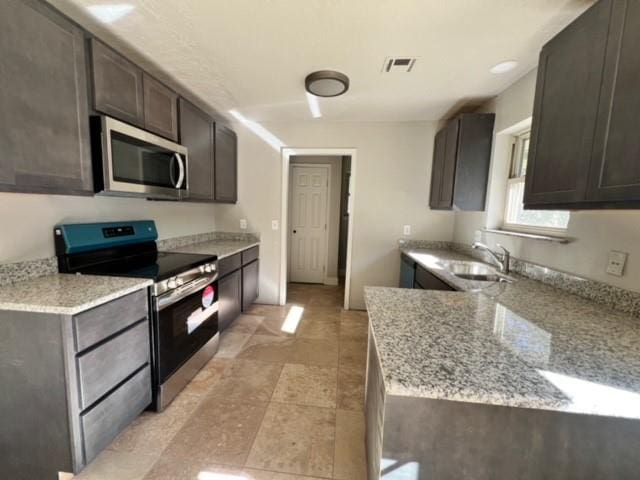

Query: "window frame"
(502, 130), (569, 236)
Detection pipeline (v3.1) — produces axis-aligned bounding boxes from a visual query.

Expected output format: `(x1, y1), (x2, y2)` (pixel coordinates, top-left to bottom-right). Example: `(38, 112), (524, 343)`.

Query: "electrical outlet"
(272, 220), (279, 230)
(239, 219), (247, 230)
(606, 250), (627, 277)
(403, 225), (411, 236)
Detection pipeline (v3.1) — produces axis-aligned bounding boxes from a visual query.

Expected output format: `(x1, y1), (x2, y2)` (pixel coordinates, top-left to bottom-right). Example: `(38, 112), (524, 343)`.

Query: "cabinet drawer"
(241, 246), (259, 265)
(74, 289), (148, 352)
(81, 365), (151, 464)
(415, 266), (455, 291)
(218, 253), (242, 278)
(77, 320), (150, 410)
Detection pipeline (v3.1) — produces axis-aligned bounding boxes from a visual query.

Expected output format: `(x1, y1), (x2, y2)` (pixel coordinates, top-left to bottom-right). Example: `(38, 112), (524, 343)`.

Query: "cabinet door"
(414, 266), (455, 291)
(0, 0), (93, 195)
(179, 98), (214, 200)
(91, 39), (144, 127)
(429, 129), (446, 208)
(437, 120), (460, 209)
(587, 0), (640, 202)
(143, 73), (178, 141)
(242, 260), (259, 311)
(214, 125), (238, 203)
(524, 0), (611, 207)
(218, 270), (242, 331)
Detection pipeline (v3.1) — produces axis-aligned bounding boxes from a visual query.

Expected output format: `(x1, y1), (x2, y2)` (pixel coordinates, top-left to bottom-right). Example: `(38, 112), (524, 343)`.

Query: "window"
(503, 130), (569, 233)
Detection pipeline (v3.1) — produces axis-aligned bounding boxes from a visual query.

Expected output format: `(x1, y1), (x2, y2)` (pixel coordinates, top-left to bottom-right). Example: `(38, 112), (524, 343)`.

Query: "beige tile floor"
(75, 283), (368, 480)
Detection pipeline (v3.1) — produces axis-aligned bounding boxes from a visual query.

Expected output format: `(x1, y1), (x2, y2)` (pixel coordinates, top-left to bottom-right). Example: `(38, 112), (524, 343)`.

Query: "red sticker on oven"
(202, 285), (215, 308)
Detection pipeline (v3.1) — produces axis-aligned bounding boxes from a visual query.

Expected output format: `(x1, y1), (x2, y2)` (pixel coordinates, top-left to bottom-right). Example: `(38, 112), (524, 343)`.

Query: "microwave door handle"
(169, 154), (178, 187)
(174, 153), (185, 189)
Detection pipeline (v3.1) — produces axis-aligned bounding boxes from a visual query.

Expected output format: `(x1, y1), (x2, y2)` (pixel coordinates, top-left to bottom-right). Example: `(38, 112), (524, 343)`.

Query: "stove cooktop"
(78, 251), (217, 282)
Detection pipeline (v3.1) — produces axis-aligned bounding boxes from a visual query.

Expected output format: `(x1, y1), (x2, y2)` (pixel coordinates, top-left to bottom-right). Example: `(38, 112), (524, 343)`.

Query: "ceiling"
(52, 0), (593, 122)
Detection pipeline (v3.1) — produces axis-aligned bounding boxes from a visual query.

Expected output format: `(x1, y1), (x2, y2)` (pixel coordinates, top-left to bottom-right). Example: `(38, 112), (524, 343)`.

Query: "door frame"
(288, 163), (332, 285)
(280, 148), (357, 309)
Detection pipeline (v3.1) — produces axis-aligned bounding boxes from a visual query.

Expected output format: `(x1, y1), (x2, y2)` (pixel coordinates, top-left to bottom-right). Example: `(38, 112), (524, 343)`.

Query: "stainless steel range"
(55, 220), (219, 411)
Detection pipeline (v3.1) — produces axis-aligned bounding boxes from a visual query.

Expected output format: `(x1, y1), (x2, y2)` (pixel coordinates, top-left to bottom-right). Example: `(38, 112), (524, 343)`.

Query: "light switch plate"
(239, 219), (247, 230)
(272, 220), (279, 230)
(606, 250), (627, 276)
(403, 225), (411, 236)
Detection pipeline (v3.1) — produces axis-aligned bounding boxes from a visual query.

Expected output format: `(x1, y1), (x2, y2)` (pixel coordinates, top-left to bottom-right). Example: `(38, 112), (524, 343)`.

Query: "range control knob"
(176, 277), (185, 287)
(167, 277), (178, 289)
(204, 264), (213, 273)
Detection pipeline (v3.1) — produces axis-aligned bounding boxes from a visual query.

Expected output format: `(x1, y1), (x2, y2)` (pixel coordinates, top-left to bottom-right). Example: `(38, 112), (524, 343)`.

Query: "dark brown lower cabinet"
(218, 269), (242, 331)
(242, 260), (260, 311)
(414, 265), (455, 291)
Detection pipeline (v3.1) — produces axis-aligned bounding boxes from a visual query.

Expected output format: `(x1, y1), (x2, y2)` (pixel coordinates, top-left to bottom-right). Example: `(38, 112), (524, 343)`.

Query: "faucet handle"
(496, 243), (510, 256)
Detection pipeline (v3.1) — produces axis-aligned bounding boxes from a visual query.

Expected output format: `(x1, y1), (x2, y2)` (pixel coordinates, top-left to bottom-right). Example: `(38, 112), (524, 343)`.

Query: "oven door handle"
(155, 273), (218, 311)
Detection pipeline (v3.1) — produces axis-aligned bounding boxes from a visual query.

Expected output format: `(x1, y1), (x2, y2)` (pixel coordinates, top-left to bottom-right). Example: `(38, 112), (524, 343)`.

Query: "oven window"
(156, 283), (218, 381)
(111, 132), (182, 189)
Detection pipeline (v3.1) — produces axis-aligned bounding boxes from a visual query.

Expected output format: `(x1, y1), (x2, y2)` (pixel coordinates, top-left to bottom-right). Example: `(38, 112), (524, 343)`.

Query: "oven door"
(98, 115), (189, 199)
(154, 277), (218, 384)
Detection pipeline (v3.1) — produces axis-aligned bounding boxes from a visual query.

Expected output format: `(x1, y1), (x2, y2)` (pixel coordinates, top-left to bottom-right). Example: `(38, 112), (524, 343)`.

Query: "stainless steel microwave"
(91, 115), (189, 200)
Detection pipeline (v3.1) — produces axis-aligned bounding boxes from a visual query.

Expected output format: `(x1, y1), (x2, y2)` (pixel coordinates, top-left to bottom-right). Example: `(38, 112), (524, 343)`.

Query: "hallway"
(76, 283), (369, 480)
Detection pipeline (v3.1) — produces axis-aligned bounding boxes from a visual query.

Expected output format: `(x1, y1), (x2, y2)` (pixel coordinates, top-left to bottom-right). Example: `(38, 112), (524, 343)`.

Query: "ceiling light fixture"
(305, 70), (350, 97)
(305, 92), (322, 119)
(490, 60), (518, 74)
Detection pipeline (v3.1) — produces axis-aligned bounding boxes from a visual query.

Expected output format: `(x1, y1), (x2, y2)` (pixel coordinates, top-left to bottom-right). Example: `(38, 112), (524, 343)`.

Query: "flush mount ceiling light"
(305, 70), (350, 97)
(490, 60), (518, 74)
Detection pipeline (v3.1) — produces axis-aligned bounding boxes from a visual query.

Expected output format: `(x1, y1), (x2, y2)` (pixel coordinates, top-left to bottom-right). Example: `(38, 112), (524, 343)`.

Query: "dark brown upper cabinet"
(0, 0), (93, 195)
(91, 40), (178, 142)
(90, 39), (145, 128)
(524, 0), (610, 209)
(178, 98), (215, 201)
(525, 0), (640, 210)
(143, 74), (178, 141)
(214, 125), (238, 203)
(429, 113), (495, 211)
(586, 0), (640, 204)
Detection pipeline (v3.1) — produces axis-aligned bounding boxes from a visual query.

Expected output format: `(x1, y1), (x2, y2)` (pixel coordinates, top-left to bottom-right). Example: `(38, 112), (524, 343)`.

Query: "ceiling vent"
(382, 57), (417, 73)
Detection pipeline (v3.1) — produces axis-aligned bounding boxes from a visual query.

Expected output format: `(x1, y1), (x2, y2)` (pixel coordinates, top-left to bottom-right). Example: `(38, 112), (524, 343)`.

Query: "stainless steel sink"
(439, 261), (496, 276)
(454, 273), (512, 283)
(437, 260), (513, 283)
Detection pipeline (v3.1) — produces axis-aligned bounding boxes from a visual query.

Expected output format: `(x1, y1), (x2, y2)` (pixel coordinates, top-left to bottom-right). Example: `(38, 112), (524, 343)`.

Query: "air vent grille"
(382, 57), (417, 73)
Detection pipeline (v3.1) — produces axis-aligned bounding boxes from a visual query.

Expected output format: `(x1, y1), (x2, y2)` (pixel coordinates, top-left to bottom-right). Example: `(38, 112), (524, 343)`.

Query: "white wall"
(290, 155), (342, 282)
(0, 193), (217, 261)
(453, 69), (640, 293)
(213, 121), (455, 309)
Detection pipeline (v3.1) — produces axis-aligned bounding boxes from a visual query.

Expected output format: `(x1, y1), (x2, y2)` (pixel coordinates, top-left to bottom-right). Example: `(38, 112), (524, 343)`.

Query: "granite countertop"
(364, 248), (640, 419)
(168, 239), (259, 259)
(0, 274), (152, 315)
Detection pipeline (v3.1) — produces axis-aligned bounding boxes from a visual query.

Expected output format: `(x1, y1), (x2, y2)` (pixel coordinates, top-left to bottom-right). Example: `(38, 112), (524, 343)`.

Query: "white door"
(289, 165), (329, 283)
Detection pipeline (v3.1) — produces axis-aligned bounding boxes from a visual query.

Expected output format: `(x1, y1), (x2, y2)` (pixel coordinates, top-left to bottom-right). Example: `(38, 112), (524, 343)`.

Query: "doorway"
(280, 148), (356, 309)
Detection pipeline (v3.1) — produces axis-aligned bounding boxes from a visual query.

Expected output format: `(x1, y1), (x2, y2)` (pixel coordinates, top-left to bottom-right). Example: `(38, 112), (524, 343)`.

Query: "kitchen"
(1, 0), (640, 479)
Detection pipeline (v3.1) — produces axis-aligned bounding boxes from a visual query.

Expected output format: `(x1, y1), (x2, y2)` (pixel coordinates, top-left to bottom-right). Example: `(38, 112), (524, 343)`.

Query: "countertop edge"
(0, 277), (153, 315)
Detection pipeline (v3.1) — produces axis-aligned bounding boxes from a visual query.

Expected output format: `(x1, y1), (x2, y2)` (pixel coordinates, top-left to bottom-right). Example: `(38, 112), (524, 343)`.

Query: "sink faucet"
(472, 242), (510, 274)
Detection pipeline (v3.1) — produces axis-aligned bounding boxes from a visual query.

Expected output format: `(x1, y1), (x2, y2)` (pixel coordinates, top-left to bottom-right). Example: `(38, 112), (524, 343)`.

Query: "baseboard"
(324, 276), (339, 286)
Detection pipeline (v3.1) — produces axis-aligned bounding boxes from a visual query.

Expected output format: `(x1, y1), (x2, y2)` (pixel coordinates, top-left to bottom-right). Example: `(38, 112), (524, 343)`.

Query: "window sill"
(482, 228), (572, 244)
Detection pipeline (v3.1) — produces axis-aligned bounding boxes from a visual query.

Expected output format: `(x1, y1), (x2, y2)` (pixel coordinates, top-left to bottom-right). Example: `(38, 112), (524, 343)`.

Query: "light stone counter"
(364, 248), (640, 479)
(168, 239), (259, 259)
(0, 273), (152, 315)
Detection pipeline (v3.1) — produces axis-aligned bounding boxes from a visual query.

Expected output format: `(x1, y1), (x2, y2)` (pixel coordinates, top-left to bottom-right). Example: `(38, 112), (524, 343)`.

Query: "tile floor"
(75, 283), (368, 480)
